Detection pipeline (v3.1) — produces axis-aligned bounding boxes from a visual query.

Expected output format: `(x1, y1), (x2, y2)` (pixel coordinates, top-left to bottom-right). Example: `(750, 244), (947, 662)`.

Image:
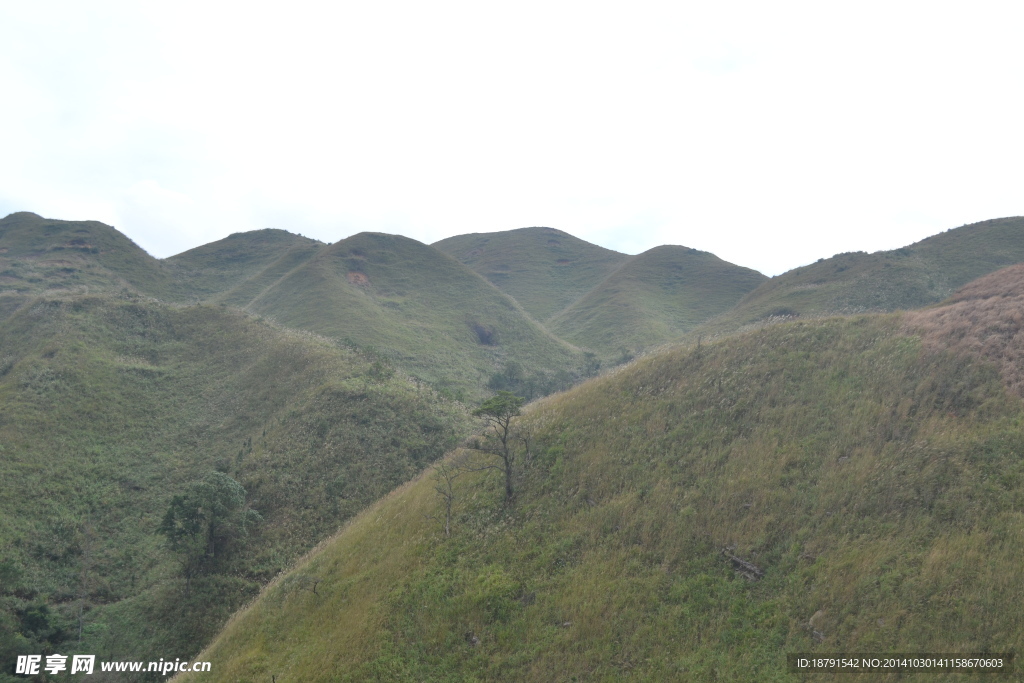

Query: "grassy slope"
(432, 227), (628, 322)
(547, 245), (767, 357)
(0, 294), (469, 676)
(241, 232), (585, 399)
(186, 288), (1024, 681)
(164, 229), (324, 301)
(0, 213), (184, 326)
(696, 216), (1024, 338)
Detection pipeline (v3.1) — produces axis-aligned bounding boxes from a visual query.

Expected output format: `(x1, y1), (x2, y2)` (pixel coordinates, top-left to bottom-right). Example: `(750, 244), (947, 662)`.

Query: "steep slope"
(432, 227), (628, 322)
(0, 212), (180, 301)
(696, 216), (1024, 338)
(164, 228), (324, 301)
(239, 232), (586, 399)
(547, 245), (767, 357)
(0, 294), (469, 674)
(186, 284), (1024, 680)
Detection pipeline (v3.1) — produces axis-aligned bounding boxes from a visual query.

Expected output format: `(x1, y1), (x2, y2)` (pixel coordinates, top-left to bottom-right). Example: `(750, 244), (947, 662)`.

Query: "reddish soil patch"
(556, 259), (571, 265)
(346, 271), (370, 286)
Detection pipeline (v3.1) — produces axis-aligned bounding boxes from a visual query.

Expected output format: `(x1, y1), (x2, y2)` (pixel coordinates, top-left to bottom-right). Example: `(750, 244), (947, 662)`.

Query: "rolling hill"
(433, 227), (629, 323)
(547, 245), (766, 357)
(164, 228), (324, 302)
(0, 293), (470, 676)
(0, 212), (181, 312)
(435, 227), (768, 360)
(181, 267), (1024, 681)
(0, 215), (593, 400)
(232, 231), (586, 400)
(694, 216), (1024, 339)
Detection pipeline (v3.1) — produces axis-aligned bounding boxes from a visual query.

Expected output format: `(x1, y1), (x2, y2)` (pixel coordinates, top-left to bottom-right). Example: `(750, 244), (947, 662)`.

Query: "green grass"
(164, 228), (324, 301)
(433, 227), (629, 323)
(0, 293), (470, 676)
(0, 212), (182, 301)
(548, 245), (766, 358)
(1, 215), (590, 399)
(239, 231), (587, 400)
(694, 216), (1024, 339)
(183, 305), (1024, 681)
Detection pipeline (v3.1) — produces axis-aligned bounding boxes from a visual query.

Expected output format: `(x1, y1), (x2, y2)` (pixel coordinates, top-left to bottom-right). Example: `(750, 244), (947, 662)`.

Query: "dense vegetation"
(0, 294), (469, 680)
(6, 211), (1024, 681)
(181, 270), (1024, 679)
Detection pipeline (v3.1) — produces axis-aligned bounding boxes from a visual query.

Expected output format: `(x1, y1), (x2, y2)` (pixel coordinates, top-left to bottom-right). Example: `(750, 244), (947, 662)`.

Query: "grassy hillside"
(0, 212), (181, 302)
(0, 294), (470, 678)
(432, 227), (628, 322)
(237, 232), (587, 400)
(906, 262), (1024, 397)
(184, 279), (1024, 680)
(164, 229), (324, 301)
(696, 216), (1024, 338)
(547, 245), (766, 358)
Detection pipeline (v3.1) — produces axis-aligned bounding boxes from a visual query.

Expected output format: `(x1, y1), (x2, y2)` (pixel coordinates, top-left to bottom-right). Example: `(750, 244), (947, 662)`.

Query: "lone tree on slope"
(472, 391), (526, 503)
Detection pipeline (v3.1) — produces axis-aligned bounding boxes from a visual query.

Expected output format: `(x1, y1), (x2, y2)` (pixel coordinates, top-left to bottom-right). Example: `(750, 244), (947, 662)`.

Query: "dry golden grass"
(906, 263), (1024, 396)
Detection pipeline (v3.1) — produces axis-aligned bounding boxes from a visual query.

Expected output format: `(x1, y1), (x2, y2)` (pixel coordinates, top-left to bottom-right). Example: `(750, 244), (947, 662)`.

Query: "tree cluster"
(158, 472), (262, 589)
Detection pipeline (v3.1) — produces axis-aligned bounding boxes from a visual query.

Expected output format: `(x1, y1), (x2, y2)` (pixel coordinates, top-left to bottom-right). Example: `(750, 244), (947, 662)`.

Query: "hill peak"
(0, 211), (45, 223)
(433, 227), (628, 322)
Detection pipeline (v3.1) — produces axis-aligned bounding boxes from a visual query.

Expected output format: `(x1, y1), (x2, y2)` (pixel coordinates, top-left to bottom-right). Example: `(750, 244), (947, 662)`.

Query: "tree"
(472, 391), (526, 503)
(431, 453), (471, 537)
(158, 472), (262, 589)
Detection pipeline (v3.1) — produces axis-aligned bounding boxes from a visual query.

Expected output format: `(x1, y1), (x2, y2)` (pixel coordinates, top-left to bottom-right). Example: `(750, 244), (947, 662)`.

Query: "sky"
(2, 1), (1022, 276)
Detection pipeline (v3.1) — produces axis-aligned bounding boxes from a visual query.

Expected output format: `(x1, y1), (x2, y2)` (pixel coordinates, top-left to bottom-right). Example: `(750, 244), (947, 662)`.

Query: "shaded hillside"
(238, 232), (586, 399)
(433, 227), (628, 322)
(0, 294), (469, 676)
(696, 216), (1024, 338)
(185, 294), (1024, 680)
(164, 229), (324, 301)
(547, 245), (766, 357)
(0, 212), (180, 302)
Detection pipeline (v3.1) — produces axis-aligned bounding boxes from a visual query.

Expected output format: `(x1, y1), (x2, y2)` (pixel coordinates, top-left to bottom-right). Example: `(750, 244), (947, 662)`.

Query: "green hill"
(0, 212), (182, 311)
(234, 231), (587, 400)
(183, 273), (1024, 680)
(0, 294), (469, 676)
(164, 229), (324, 301)
(432, 227), (628, 322)
(547, 245), (766, 357)
(695, 216), (1024, 338)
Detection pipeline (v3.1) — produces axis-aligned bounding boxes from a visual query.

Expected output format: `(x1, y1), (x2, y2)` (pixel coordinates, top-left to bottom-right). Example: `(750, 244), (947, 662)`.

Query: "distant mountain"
(433, 227), (628, 322)
(435, 227), (767, 359)
(183, 271), (1024, 680)
(547, 245), (766, 356)
(230, 231), (585, 399)
(165, 228), (324, 301)
(0, 211), (179, 302)
(695, 216), (1024, 338)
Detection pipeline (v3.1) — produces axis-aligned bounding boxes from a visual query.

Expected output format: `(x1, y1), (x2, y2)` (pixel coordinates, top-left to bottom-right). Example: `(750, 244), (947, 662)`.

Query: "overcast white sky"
(2, 1), (1022, 275)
